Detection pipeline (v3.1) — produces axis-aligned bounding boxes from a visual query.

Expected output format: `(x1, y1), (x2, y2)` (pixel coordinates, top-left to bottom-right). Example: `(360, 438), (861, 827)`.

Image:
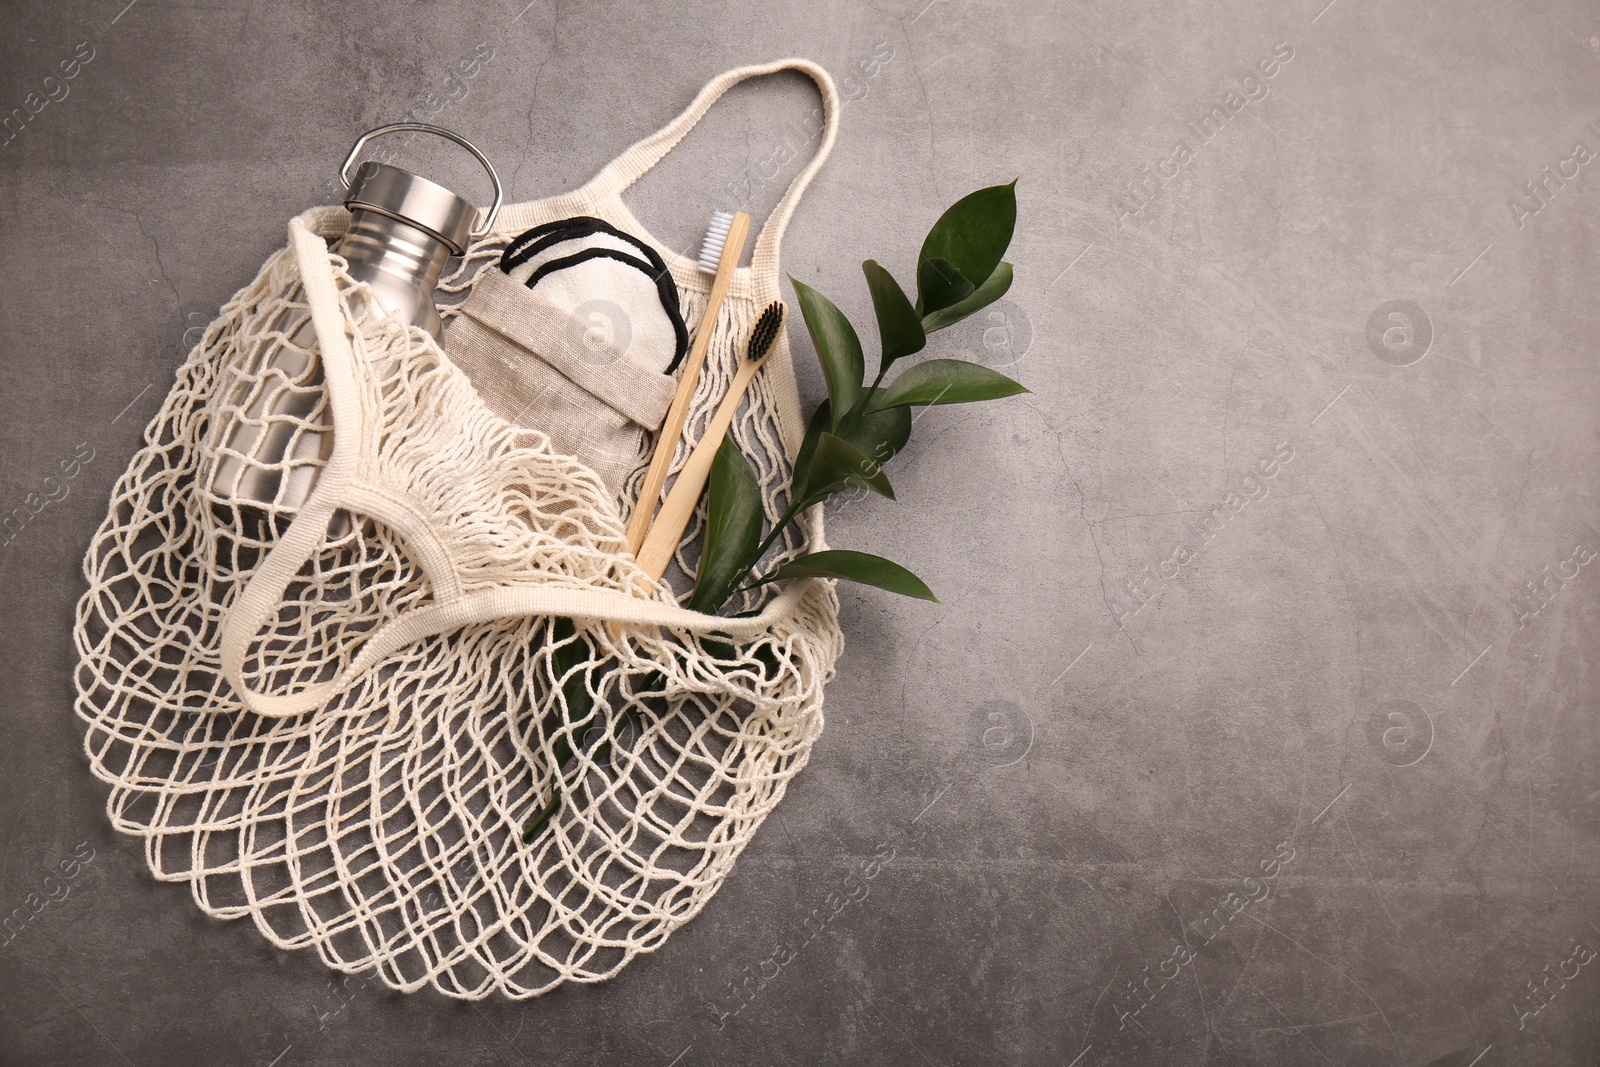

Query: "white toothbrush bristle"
(697, 211), (735, 273)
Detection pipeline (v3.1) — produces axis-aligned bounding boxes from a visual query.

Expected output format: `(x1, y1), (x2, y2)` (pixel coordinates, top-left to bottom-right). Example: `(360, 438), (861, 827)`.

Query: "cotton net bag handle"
(218, 61), (843, 719)
(573, 56), (842, 308)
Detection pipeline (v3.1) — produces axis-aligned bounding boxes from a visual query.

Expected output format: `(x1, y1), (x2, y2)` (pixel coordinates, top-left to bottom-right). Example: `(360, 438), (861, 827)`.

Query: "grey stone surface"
(2, 0), (1599, 1063)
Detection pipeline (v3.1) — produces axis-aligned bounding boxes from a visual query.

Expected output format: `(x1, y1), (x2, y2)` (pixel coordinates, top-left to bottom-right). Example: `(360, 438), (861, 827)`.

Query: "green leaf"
(793, 396), (905, 512)
(521, 794), (562, 843)
(535, 618), (595, 773)
(790, 399), (832, 506)
(918, 180), (1018, 294)
(585, 711), (631, 771)
(797, 432), (895, 506)
(689, 439), (766, 614)
(524, 618), (593, 845)
(862, 259), (925, 373)
(772, 549), (939, 602)
(524, 707), (627, 844)
(790, 277), (864, 424)
(838, 390), (911, 472)
(921, 261), (1014, 334)
(864, 359), (1029, 413)
(633, 670), (668, 699)
(549, 618), (595, 725)
(916, 257), (976, 317)
(751, 640), (783, 682)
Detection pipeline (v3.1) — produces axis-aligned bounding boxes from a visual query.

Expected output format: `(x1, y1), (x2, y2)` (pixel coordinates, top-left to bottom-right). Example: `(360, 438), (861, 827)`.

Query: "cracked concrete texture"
(2, 0), (1599, 1064)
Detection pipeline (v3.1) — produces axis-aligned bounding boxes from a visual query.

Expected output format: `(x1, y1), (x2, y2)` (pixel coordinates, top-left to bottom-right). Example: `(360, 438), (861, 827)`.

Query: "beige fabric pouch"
(443, 266), (678, 498)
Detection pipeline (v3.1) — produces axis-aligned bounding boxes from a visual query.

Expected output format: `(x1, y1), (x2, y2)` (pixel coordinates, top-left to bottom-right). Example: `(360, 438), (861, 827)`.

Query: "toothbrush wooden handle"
(633, 355), (767, 581)
(624, 212), (750, 555)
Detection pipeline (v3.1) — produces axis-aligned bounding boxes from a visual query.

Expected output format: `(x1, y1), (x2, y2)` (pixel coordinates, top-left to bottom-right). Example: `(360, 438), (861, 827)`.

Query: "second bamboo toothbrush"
(634, 300), (787, 582)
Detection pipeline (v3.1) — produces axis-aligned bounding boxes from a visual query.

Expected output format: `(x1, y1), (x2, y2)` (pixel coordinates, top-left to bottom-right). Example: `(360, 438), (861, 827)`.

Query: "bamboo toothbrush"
(625, 210), (751, 555)
(634, 301), (787, 582)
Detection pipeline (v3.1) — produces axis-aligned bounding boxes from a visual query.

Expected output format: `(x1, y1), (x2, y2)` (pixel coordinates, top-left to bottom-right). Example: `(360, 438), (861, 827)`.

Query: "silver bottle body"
(208, 209), (452, 515)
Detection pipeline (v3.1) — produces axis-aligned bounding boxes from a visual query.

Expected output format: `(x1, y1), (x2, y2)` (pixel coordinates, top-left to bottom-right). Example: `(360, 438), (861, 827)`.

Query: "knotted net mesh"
(73, 209), (842, 998)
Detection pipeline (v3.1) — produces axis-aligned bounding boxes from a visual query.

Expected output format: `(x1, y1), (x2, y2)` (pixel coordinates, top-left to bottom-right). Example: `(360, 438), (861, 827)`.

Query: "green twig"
(520, 708), (638, 844)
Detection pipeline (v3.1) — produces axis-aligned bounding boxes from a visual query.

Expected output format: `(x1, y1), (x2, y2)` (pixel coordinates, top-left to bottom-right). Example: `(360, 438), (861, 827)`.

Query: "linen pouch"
(443, 266), (678, 499)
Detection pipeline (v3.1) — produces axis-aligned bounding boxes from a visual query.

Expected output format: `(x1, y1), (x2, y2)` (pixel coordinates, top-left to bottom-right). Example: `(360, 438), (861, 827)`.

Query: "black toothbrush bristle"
(748, 301), (786, 360)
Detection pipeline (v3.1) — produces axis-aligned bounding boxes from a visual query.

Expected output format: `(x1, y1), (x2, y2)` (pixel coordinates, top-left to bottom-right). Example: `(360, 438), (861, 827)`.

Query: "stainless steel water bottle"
(209, 123), (502, 515)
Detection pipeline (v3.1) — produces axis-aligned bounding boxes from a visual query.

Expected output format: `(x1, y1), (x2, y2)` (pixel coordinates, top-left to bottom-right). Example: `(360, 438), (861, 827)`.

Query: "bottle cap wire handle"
(340, 123), (503, 238)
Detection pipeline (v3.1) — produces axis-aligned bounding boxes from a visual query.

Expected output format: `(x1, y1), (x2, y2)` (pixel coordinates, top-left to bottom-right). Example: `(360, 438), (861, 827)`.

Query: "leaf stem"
(749, 499), (804, 567)
(732, 568), (784, 597)
(834, 369), (888, 442)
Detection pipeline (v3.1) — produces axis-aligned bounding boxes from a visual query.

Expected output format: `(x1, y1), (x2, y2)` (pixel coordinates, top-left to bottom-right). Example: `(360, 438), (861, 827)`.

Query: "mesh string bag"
(72, 59), (846, 999)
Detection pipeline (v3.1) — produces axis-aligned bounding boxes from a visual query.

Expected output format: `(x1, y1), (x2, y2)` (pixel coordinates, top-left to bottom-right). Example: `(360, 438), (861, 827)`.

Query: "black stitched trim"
(500, 216), (680, 313)
(499, 216), (594, 266)
(524, 247), (691, 374)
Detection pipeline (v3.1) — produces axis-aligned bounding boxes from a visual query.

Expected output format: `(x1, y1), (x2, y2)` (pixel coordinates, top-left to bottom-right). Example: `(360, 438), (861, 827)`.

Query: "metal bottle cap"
(338, 123), (503, 256)
(344, 162), (479, 254)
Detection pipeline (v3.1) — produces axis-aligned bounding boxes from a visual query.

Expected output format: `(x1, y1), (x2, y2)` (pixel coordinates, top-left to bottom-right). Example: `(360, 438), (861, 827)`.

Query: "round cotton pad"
(499, 219), (687, 372)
